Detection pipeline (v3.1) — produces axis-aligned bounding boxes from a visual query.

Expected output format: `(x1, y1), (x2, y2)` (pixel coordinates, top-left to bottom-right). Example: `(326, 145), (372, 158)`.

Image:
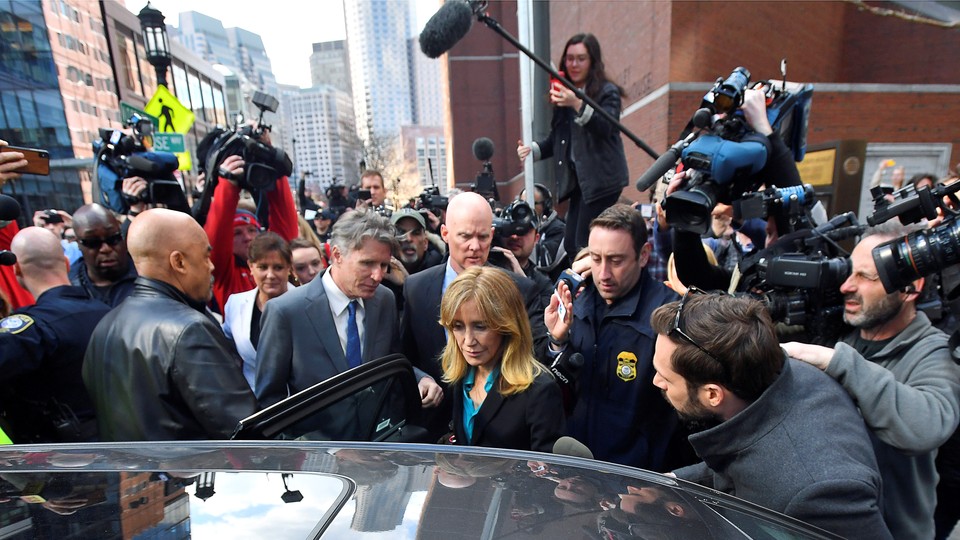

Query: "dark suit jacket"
(452, 371), (565, 453)
(255, 270), (399, 408)
(401, 263), (548, 439)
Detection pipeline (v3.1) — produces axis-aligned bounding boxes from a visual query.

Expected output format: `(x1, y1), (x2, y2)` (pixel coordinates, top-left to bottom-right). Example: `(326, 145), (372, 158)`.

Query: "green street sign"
(120, 101), (159, 128)
(153, 133), (186, 153)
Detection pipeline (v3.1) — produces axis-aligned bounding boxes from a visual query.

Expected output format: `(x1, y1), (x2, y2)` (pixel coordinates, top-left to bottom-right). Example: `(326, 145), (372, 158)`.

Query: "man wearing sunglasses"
(544, 204), (688, 472)
(783, 222), (960, 540)
(69, 204), (138, 307)
(650, 291), (890, 538)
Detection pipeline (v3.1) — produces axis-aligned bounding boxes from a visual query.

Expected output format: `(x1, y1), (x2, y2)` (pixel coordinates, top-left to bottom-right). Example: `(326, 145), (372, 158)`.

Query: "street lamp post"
(138, 2), (172, 87)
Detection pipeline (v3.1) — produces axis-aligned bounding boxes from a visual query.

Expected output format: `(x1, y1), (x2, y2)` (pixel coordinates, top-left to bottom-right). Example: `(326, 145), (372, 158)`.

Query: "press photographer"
(491, 199), (553, 306)
(193, 92), (298, 310)
(92, 114), (188, 216)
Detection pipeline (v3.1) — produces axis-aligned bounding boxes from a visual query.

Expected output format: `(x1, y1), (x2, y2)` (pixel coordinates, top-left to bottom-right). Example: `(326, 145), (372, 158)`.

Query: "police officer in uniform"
(0, 227), (110, 442)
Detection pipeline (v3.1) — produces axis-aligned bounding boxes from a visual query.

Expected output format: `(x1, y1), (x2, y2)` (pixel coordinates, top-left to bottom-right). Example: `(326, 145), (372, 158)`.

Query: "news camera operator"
(203, 127), (298, 311)
(668, 88), (804, 293)
(492, 199), (554, 308)
(519, 184), (566, 278)
(782, 221), (960, 540)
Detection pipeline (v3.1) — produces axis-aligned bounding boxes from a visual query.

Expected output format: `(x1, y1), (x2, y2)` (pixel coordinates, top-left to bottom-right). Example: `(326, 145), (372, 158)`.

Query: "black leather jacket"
(82, 277), (259, 441)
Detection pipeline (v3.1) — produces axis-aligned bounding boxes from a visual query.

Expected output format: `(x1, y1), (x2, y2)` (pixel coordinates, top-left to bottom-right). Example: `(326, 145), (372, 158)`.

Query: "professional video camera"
(867, 180), (960, 294)
(735, 184), (817, 236)
(492, 199), (537, 247)
(200, 91), (292, 192)
(93, 114), (189, 214)
(638, 63), (814, 234)
(325, 181), (350, 218)
(415, 185), (449, 216)
(737, 212), (864, 344)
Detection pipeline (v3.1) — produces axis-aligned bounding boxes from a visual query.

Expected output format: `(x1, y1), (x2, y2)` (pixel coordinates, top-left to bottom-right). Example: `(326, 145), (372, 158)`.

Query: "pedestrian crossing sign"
(144, 85), (195, 134)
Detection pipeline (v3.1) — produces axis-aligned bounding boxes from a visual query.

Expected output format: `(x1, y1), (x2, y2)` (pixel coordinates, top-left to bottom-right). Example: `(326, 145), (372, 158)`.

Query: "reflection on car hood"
(0, 441), (839, 539)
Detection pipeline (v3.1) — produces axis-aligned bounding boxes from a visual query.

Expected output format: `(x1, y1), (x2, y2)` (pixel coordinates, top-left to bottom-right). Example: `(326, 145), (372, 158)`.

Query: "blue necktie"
(346, 300), (361, 369)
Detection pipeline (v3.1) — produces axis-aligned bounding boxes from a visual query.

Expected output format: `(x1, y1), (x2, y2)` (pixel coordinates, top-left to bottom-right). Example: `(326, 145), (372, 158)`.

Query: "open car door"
(231, 354), (430, 443)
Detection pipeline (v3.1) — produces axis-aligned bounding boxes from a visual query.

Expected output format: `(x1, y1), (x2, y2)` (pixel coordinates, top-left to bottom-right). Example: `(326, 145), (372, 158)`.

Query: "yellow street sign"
(145, 85), (195, 134)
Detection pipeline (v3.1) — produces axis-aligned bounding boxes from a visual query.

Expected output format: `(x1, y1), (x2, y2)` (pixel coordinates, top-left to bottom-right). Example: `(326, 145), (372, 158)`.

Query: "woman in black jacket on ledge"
(518, 33), (628, 258)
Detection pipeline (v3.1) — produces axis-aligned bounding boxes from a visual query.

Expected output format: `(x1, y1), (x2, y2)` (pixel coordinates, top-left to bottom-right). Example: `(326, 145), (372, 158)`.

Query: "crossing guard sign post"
(144, 85), (195, 171)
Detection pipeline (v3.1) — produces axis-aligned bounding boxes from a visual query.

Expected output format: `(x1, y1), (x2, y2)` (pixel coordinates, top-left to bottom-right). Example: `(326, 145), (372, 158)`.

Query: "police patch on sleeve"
(0, 314), (35, 334)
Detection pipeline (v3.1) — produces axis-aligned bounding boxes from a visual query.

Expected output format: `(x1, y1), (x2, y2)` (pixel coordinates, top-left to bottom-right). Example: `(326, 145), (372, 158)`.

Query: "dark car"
(0, 442), (841, 539)
(0, 356), (841, 538)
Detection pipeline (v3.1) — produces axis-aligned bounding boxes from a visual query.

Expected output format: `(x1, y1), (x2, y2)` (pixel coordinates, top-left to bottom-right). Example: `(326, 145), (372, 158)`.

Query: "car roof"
(0, 441), (840, 539)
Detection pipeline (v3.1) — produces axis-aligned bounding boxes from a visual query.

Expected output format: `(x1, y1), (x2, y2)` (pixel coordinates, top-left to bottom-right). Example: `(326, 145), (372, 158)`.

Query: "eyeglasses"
(564, 55), (589, 65)
(671, 287), (723, 364)
(77, 233), (123, 250)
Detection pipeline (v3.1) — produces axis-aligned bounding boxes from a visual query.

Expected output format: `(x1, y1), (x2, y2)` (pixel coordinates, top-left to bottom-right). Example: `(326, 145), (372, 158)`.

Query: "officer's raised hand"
(545, 280), (574, 350)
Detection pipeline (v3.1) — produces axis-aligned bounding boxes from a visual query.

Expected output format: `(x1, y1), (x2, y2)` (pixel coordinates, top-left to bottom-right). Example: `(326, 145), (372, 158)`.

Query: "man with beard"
(391, 209), (442, 274)
(70, 204), (138, 306)
(784, 222), (960, 540)
(650, 292), (890, 538)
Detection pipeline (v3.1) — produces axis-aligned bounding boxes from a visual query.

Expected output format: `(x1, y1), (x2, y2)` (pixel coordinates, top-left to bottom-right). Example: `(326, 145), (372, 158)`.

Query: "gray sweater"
(829, 312), (960, 540)
(675, 358), (891, 538)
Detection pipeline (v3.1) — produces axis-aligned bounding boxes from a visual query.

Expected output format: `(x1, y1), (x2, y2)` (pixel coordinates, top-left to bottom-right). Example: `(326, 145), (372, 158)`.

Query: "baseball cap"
(234, 209), (261, 229)
(391, 208), (426, 230)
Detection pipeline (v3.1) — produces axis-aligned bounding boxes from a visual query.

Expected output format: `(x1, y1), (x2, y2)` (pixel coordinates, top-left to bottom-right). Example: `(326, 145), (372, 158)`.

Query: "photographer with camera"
(668, 88), (804, 293)
(493, 199), (554, 307)
(519, 184), (566, 278)
(782, 222), (960, 540)
(203, 135), (298, 311)
(32, 209), (81, 263)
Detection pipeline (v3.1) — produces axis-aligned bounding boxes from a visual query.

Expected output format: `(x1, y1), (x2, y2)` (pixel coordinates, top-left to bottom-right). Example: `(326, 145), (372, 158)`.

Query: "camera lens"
(873, 219), (960, 293)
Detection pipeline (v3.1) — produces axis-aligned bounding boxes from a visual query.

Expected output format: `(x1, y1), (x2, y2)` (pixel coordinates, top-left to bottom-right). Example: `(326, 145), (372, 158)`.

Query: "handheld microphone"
(472, 137), (494, 161)
(549, 351), (583, 387)
(552, 436), (594, 460)
(419, 0), (474, 58)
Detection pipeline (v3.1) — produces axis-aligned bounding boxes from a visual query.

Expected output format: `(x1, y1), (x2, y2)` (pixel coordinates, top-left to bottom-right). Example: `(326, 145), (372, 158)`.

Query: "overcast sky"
(126, 0), (439, 88)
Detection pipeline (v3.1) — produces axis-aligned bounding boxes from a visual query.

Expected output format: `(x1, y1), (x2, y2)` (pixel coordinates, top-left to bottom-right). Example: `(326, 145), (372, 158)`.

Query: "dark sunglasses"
(671, 287), (724, 364)
(78, 233), (123, 250)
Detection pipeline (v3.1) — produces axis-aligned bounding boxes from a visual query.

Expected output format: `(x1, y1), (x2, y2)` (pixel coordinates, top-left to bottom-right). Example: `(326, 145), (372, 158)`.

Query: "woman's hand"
(549, 85), (583, 111)
(517, 139), (531, 162)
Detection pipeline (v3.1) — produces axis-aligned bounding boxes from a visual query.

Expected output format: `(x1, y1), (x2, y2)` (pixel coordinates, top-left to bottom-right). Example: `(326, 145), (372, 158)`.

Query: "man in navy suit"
(401, 192), (548, 439)
(255, 210), (443, 415)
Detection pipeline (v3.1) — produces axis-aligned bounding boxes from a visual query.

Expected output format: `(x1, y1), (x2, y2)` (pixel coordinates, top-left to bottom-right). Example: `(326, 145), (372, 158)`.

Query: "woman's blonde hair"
(439, 267), (546, 396)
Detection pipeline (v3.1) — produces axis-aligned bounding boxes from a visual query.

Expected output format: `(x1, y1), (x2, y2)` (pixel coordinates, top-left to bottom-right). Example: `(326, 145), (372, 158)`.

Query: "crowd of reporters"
(0, 63), (959, 537)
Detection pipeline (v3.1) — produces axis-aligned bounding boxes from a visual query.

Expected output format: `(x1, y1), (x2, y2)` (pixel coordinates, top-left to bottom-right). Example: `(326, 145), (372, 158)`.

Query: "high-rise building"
(343, 0), (414, 144)
(0, 0), (226, 214)
(280, 85), (363, 192)
(409, 37), (444, 127)
(310, 40), (351, 94)
(170, 11), (278, 112)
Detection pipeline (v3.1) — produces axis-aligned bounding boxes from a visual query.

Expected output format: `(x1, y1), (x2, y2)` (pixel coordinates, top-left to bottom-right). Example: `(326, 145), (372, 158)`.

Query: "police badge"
(616, 351), (638, 382)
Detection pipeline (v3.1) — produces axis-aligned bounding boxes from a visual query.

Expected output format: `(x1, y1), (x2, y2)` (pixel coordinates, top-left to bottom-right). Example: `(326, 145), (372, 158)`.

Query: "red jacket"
(204, 177), (298, 310)
(0, 221), (35, 310)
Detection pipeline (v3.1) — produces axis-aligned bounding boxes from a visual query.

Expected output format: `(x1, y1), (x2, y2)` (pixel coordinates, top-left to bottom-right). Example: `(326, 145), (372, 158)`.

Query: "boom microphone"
(472, 137), (494, 161)
(0, 194), (21, 222)
(634, 135), (690, 192)
(419, 0), (474, 58)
